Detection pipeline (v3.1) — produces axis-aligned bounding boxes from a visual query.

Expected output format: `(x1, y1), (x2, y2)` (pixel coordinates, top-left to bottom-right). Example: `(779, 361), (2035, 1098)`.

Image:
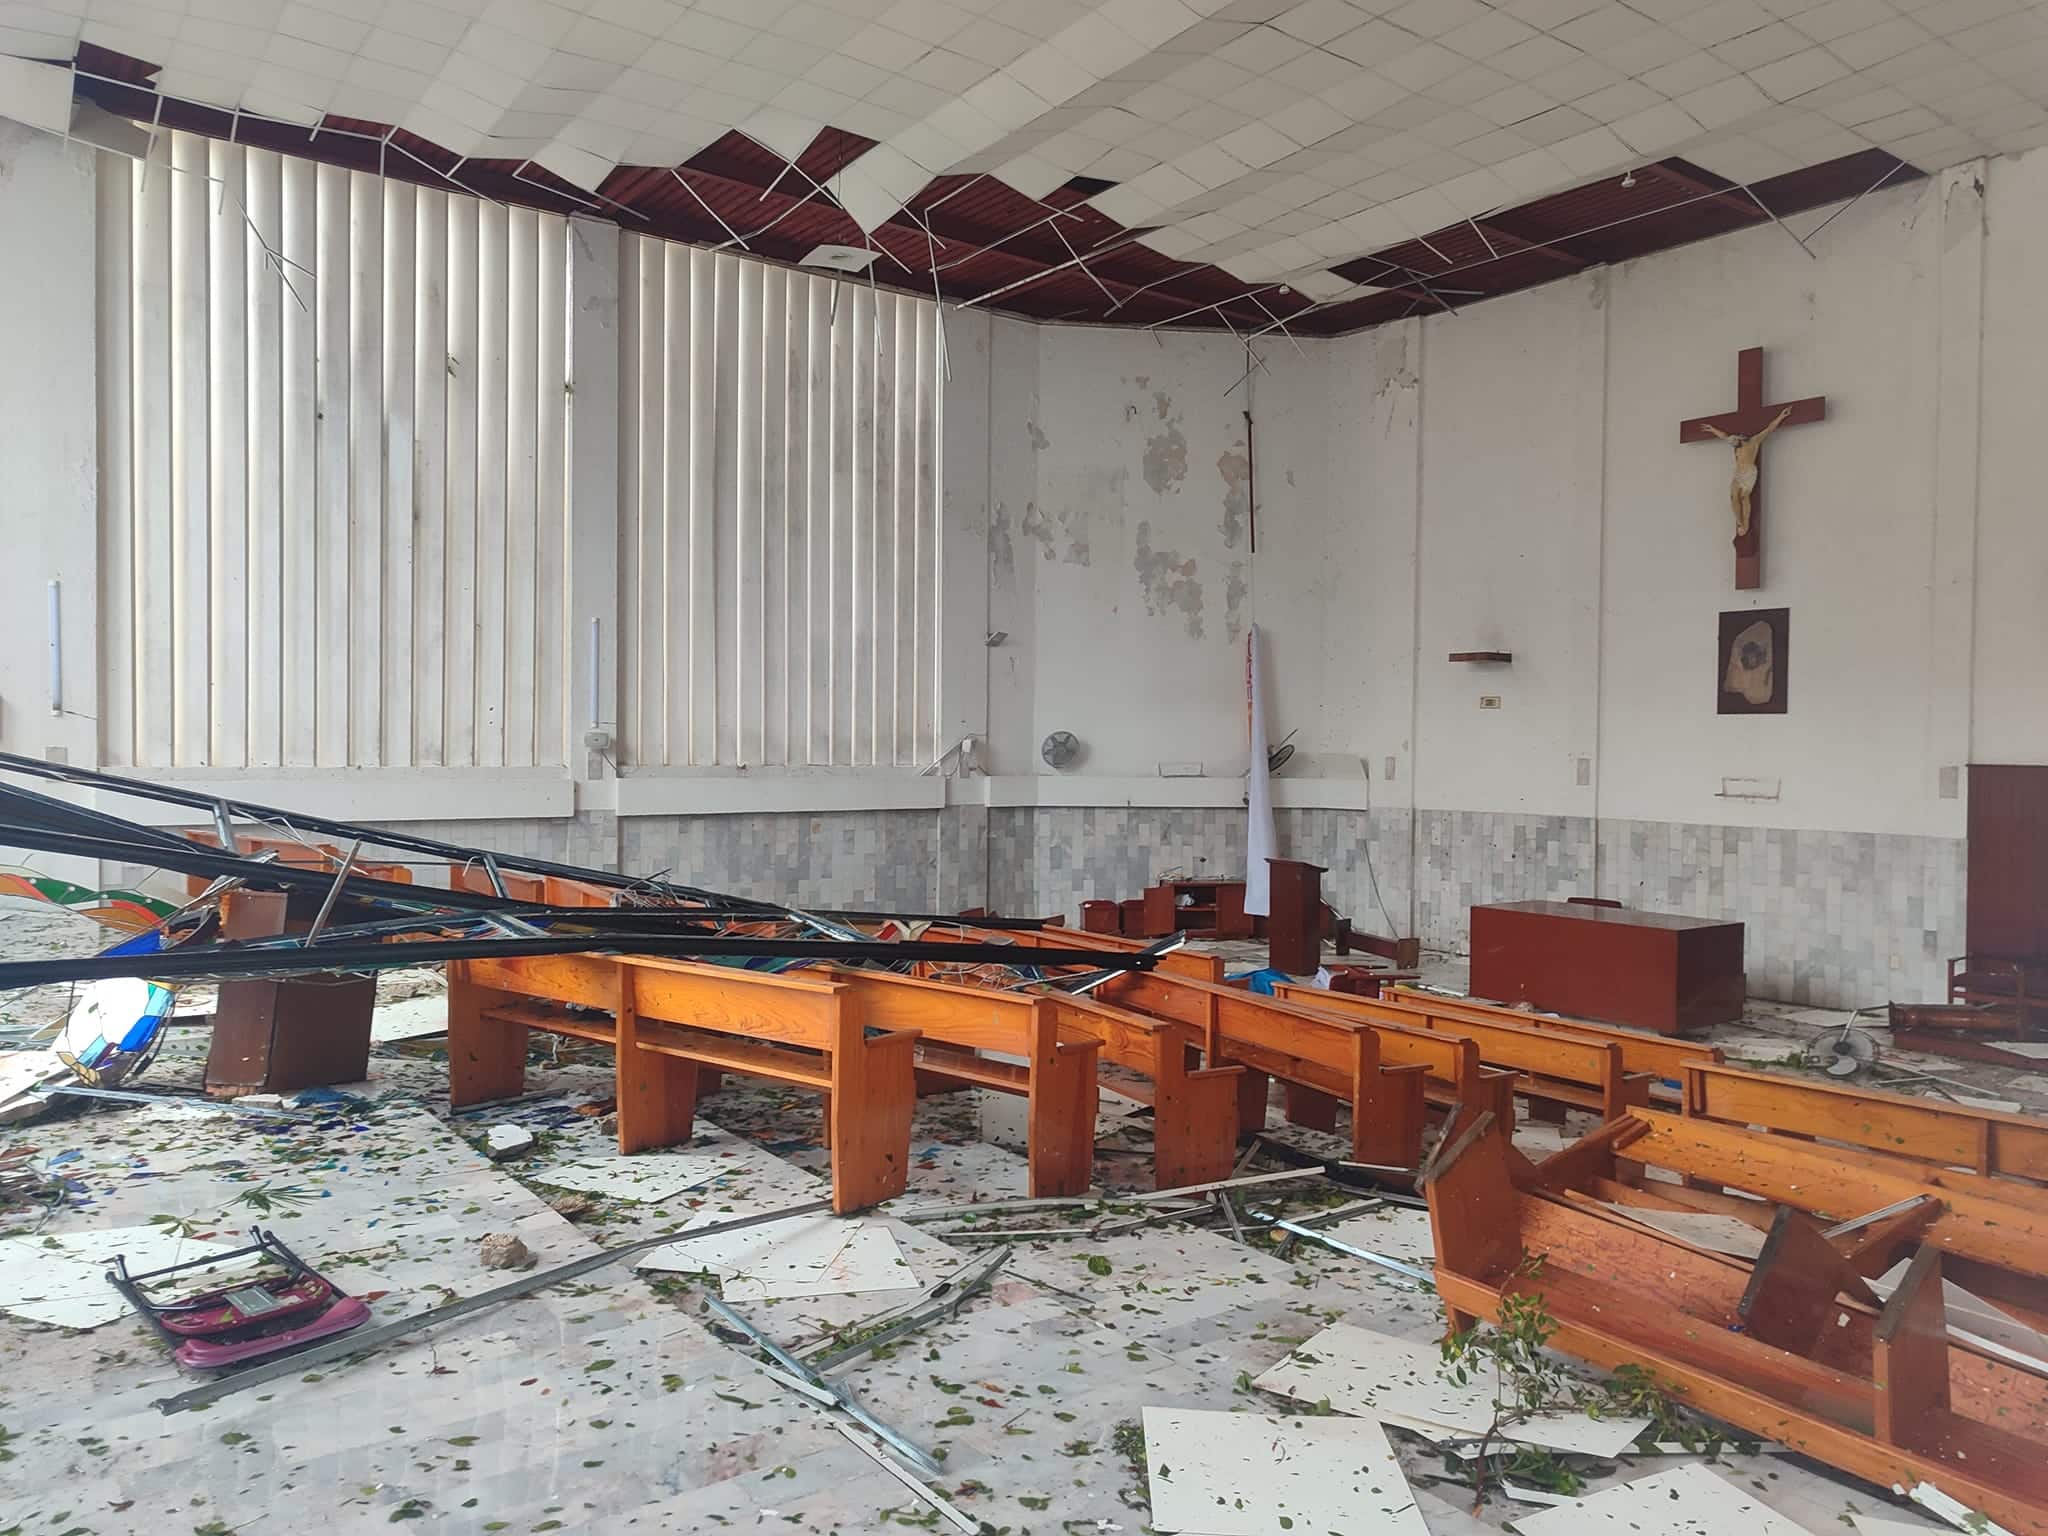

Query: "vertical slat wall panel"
(246, 149), (284, 768)
(412, 188), (447, 766)
(207, 139), (247, 769)
(131, 147), (174, 770)
(169, 133), (210, 766)
(279, 153), (317, 766)
(96, 132), (572, 771)
(535, 223), (567, 767)
(381, 180), (415, 770)
(95, 154), (134, 767)
(503, 208), (539, 769)
(614, 236), (942, 770)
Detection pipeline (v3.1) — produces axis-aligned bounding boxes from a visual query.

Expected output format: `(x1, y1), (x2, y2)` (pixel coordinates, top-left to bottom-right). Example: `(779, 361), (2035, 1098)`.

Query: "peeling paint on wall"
(990, 500), (1015, 585)
(1218, 442), (1250, 550)
(1027, 418), (1049, 451)
(1143, 398), (1188, 494)
(1134, 519), (1204, 639)
(1225, 560), (1248, 641)
(1022, 488), (1105, 567)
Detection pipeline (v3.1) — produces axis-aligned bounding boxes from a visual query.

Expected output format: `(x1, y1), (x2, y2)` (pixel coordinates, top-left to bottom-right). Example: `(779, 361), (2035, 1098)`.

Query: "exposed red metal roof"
(70, 47), (1916, 339)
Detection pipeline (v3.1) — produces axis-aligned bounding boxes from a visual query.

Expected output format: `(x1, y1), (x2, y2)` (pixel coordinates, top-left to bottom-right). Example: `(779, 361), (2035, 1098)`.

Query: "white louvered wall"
(95, 131), (572, 772)
(617, 239), (943, 771)
(93, 137), (945, 781)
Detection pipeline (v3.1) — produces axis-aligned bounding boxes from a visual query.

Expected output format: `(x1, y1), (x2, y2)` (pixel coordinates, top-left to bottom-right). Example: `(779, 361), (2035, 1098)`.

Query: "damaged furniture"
(449, 953), (921, 1213)
(1423, 1113), (2048, 1535)
(1681, 1059), (2048, 1189)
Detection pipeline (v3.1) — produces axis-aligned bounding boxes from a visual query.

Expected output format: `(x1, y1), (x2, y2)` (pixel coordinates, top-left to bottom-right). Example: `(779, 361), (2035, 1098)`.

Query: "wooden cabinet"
(1469, 900), (1745, 1035)
(1140, 879), (1252, 939)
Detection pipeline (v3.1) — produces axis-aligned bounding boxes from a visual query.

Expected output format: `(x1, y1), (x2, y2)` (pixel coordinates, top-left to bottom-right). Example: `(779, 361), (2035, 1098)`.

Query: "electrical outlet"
(1575, 756), (1591, 787)
(583, 728), (612, 751)
(1479, 695), (1502, 710)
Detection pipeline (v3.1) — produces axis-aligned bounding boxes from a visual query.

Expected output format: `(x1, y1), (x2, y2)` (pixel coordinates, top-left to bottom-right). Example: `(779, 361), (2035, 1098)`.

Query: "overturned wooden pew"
(1424, 1113), (2048, 1535)
(1682, 1059), (2048, 1192)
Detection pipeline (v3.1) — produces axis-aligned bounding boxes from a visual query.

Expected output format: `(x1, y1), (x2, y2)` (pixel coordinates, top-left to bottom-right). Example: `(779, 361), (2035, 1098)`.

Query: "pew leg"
(447, 966), (527, 1108)
(1284, 1081), (1342, 1133)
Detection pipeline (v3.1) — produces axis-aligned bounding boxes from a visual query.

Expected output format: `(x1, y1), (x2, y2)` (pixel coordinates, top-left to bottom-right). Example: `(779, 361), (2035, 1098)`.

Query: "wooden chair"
(1423, 1115), (2048, 1536)
(1682, 1060), (2048, 1190)
(447, 953), (920, 1213)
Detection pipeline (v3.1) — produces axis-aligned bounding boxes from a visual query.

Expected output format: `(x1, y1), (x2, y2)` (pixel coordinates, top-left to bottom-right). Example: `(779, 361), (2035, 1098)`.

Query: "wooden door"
(1966, 765), (2048, 957)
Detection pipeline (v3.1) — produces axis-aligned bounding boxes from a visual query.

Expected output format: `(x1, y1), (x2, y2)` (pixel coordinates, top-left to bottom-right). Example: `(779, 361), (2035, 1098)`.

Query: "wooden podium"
(1266, 858), (1326, 975)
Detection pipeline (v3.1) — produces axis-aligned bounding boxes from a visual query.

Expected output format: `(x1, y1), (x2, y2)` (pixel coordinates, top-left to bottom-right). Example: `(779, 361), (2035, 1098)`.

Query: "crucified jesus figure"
(1700, 405), (1793, 537)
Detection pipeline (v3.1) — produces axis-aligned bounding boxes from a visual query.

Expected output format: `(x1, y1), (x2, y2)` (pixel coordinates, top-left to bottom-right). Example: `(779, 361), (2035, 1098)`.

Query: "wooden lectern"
(1266, 857), (1327, 975)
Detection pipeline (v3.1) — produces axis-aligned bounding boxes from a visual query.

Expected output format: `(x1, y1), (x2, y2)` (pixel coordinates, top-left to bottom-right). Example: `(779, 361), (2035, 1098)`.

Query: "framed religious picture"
(1718, 608), (1789, 715)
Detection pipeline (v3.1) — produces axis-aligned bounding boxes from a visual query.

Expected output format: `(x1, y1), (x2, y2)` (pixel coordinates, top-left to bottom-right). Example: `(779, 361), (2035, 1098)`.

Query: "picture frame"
(1718, 608), (1788, 715)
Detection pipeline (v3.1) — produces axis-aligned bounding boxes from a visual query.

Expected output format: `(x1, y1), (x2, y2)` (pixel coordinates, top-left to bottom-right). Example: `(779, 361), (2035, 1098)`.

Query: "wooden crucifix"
(1679, 346), (1825, 590)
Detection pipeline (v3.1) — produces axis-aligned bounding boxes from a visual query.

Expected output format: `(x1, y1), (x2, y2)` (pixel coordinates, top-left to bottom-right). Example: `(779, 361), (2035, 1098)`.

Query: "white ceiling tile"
(1501, 0), (1601, 26)
(1554, 2), (1658, 51)
(1379, 36), (1466, 86)
(1641, 51), (1736, 93)
(1577, 77), (1664, 117)
(1102, 0), (1204, 48)
(1267, 46), (1359, 91)
(1595, 27), (1694, 71)
(1124, 80), (1199, 118)
(1048, 9), (1150, 73)
(1003, 43), (1095, 103)
(1273, 0), (1370, 45)
(1222, 74), (1301, 114)
(1534, 53), (1628, 98)
(1513, 101), (1597, 139)
(1324, 18), (1424, 66)
(1491, 142), (1573, 191)
(1611, 98), (1702, 150)
(1220, 117), (1300, 163)
(840, 22), (924, 69)
(1438, 163), (1514, 211)
(1385, 0), (1491, 37)
(1441, 9), (1538, 58)
(905, 45), (988, 90)
(1680, 70), (1772, 124)
(1492, 32), (1583, 79)
(1748, 42), (1850, 94)
(1339, 203), (1409, 246)
(1712, 21), (1809, 69)
(1471, 80), (1559, 123)
(1299, 216), (1368, 252)
(1268, 93), (1351, 142)
(1140, 223), (1208, 257)
(277, 1), (369, 51)
(1549, 120), (1632, 170)
(1216, 21), (1307, 67)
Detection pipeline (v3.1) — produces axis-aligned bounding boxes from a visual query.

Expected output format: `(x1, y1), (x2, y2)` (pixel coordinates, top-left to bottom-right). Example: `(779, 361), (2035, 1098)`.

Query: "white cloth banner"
(1245, 624), (1277, 917)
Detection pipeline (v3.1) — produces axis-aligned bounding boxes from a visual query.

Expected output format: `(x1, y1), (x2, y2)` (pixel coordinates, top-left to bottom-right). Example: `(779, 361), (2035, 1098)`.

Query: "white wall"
(0, 122), (97, 772)
(982, 150), (2048, 851)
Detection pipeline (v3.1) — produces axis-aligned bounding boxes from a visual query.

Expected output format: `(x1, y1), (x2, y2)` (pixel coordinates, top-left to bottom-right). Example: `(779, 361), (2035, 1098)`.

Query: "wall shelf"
(1449, 650), (1513, 664)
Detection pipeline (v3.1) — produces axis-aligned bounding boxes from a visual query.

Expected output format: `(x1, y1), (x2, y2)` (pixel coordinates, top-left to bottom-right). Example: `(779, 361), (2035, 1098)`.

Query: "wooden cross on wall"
(1679, 346), (1826, 590)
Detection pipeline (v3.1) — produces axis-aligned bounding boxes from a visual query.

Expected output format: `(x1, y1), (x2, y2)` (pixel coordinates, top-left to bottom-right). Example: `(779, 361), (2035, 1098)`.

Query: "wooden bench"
(448, 864), (619, 907)
(447, 953), (919, 1213)
(1423, 1114), (2048, 1536)
(1277, 983), (1652, 1123)
(1382, 983), (1722, 1097)
(1041, 989), (1249, 1188)
(813, 968), (1102, 1198)
(1547, 1109), (2048, 1314)
(1682, 1060), (2048, 1191)
(1096, 970), (1511, 1168)
(919, 921), (1228, 983)
(180, 831), (417, 897)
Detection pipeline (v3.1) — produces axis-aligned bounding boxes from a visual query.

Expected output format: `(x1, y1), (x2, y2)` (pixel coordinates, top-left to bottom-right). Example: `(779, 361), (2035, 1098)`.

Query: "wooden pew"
(921, 922), (1227, 983)
(1277, 982), (1653, 1122)
(180, 831), (416, 897)
(447, 953), (919, 1213)
(1682, 1060), (2048, 1190)
(1094, 969), (1512, 1168)
(1041, 989), (1251, 1188)
(813, 968), (1103, 1198)
(1543, 1109), (2048, 1313)
(1423, 1115), (2048, 1536)
(1382, 983), (1722, 1095)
